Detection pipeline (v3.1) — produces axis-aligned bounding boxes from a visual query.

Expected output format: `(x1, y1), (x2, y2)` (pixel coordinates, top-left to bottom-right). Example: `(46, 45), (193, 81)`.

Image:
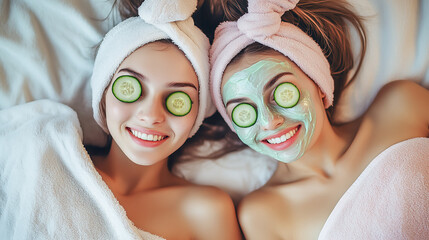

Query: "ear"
(318, 88), (326, 99)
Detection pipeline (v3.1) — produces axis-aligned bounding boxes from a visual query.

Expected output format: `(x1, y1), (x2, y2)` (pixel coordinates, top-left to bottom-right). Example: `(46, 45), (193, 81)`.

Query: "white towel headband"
(209, 0), (334, 131)
(91, 0), (215, 138)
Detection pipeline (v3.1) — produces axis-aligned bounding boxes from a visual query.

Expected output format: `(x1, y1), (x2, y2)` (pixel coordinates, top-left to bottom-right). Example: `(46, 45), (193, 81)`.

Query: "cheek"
(234, 126), (258, 144)
(310, 99), (326, 137)
(279, 90), (317, 120)
(171, 119), (191, 138)
(105, 94), (132, 127)
(171, 101), (199, 137)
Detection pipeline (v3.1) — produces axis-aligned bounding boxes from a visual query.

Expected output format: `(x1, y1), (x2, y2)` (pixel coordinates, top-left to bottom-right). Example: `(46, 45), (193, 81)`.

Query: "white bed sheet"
(335, 0), (429, 123)
(0, 0), (121, 146)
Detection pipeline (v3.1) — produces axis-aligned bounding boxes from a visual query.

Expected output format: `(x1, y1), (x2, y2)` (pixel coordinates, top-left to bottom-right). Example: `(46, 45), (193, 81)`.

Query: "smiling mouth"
(264, 125), (301, 145)
(129, 129), (168, 142)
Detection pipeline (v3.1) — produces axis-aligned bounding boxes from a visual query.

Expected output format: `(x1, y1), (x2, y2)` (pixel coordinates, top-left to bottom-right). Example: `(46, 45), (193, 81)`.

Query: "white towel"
(0, 100), (163, 240)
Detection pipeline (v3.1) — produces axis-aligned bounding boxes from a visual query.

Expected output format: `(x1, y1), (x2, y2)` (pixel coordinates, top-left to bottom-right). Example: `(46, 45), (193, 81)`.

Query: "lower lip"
(127, 129), (168, 148)
(262, 125), (301, 151)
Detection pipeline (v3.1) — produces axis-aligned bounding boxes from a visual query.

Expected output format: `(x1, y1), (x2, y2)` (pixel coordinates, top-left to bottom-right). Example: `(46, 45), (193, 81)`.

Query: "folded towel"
(0, 100), (163, 240)
(319, 137), (429, 239)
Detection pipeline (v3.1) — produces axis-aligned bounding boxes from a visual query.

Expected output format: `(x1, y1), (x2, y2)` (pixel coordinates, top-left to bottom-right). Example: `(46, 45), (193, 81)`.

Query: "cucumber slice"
(274, 82), (300, 108)
(232, 103), (257, 128)
(166, 91), (192, 116)
(112, 76), (142, 103)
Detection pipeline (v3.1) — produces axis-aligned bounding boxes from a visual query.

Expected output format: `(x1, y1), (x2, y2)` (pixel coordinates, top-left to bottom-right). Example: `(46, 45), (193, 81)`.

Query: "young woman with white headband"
(0, 0), (241, 239)
(209, 0), (429, 239)
(89, 0), (243, 239)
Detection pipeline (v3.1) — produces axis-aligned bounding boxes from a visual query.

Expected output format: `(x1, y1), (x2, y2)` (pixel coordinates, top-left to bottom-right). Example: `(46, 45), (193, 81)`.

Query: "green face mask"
(222, 58), (316, 163)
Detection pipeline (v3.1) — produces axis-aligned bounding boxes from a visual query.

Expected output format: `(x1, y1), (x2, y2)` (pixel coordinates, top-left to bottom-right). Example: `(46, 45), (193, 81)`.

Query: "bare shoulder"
(180, 186), (242, 240)
(367, 80), (429, 127)
(238, 188), (289, 239)
(370, 80), (429, 118)
(239, 188), (282, 219)
(238, 184), (328, 240)
(181, 185), (234, 214)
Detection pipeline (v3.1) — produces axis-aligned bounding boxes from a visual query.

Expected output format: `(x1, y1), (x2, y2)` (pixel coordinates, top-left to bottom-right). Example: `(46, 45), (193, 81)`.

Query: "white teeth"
(131, 129), (166, 141)
(266, 127), (299, 144)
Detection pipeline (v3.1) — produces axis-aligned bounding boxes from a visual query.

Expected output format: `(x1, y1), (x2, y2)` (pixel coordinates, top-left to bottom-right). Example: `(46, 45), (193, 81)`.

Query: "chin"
(254, 144), (305, 163)
(277, 155), (301, 163)
(130, 158), (165, 166)
(126, 151), (169, 166)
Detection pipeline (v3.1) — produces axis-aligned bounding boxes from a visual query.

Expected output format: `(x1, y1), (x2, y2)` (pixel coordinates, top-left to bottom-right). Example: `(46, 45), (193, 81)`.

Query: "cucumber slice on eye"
(274, 82), (300, 108)
(112, 76), (142, 103)
(232, 103), (257, 128)
(166, 91), (192, 116)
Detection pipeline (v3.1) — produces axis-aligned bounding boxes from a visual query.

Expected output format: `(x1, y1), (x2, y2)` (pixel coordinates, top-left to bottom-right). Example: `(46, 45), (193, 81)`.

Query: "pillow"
(334, 0), (429, 123)
(0, 0), (121, 146)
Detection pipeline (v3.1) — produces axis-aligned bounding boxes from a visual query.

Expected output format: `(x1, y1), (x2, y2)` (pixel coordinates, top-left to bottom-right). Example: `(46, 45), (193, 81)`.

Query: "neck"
(95, 140), (176, 195)
(273, 114), (356, 182)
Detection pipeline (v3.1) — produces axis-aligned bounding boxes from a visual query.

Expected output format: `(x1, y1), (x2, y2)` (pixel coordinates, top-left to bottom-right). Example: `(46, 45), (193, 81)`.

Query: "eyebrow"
(263, 72), (293, 92)
(225, 97), (248, 108)
(118, 68), (144, 79)
(118, 68), (197, 90)
(167, 82), (198, 90)
(225, 72), (293, 108)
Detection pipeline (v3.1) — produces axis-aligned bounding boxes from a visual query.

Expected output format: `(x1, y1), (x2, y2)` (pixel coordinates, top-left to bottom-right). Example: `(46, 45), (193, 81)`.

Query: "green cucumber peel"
(112, 75), (142, 103)
(274, 82), (300, 108)
(166, 91), (192, 116)
(232, 103), (257, 128)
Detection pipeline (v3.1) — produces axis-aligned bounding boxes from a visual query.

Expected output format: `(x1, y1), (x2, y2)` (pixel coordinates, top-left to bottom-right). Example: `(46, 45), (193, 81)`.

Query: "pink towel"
(319, 138), (429, 239)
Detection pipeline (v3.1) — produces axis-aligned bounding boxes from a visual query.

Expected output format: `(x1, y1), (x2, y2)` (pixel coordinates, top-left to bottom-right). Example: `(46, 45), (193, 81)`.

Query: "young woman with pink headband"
(209, 0), (429, 238)
(0, 0), (242, 239)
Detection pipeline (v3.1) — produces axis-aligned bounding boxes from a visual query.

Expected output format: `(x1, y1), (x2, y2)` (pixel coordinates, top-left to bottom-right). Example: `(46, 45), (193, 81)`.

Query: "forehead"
(222, 50), (290, 89)
(119, 42), (198, 87)
(222, 58), (296, 104)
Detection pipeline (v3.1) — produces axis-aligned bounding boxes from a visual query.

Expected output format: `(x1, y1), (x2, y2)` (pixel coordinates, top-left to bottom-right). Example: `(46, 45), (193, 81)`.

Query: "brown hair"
(215, 0), (367, 120)
(170, 112), (247, 165)
(114, 0), (142, 19)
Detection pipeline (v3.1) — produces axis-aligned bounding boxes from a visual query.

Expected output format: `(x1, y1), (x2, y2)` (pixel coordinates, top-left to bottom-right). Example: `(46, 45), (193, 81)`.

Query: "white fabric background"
(0, 0), (121, 146)
(335, 0), (429, 123)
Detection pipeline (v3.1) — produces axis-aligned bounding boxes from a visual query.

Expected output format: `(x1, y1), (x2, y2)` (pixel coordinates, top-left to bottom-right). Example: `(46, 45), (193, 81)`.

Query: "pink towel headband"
(209, 0), (334, 131)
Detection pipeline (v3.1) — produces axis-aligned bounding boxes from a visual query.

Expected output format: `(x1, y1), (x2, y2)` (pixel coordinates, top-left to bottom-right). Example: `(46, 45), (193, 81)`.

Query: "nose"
(135, 94), (166, 125)
(259, 106), (284, 131)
